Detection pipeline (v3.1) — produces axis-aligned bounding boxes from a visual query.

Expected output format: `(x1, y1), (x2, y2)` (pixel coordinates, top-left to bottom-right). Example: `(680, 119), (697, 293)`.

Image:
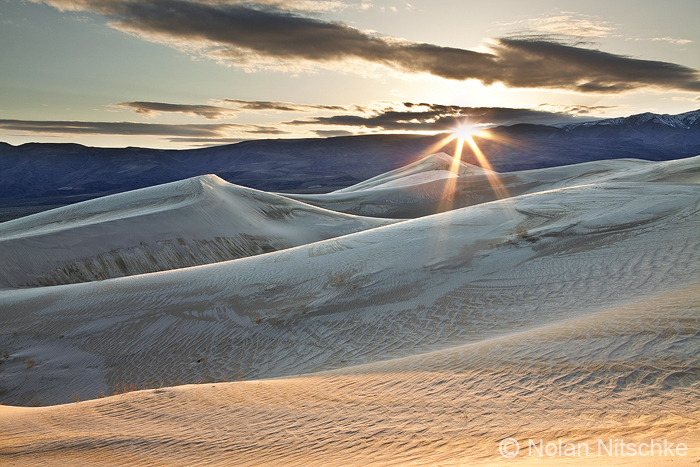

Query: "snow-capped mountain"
(559, 109), (700, 130)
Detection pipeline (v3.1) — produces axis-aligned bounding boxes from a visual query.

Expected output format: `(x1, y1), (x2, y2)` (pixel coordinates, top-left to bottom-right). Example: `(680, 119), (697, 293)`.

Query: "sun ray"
(411, 124), (515, 217)
(465, 135), (511, 201)
(437, 135), (464, 213)
(423, 124), (517, 263)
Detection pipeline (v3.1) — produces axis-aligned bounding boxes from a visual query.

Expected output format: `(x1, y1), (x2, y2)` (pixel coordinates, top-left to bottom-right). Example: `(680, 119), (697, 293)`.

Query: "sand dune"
(0, 174), (697, 405)
(284, 153), (700, 218)
(0, 174), (391, 288)
(1, 285), (697, 466)
(0, 155), (698, 465)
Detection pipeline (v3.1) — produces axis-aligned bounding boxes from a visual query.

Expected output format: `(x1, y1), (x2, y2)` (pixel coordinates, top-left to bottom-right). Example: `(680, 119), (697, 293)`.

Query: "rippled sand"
(1, 155), (698, 465)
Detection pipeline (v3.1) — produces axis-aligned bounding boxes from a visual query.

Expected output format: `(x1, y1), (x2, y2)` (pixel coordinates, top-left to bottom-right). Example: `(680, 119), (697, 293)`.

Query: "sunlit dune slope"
(1, 285), (697, 466)
(0, 155), (697, 406)
(0, 174), (392, 288)
(284, 153), (700, 218)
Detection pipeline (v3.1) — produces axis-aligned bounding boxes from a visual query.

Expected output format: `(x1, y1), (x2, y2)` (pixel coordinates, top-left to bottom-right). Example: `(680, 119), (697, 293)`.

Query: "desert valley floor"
(0, 153), (698, 465)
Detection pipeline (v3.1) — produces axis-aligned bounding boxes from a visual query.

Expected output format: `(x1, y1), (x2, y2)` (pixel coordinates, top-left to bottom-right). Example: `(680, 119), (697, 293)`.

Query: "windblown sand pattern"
(1, 155), (698, 465)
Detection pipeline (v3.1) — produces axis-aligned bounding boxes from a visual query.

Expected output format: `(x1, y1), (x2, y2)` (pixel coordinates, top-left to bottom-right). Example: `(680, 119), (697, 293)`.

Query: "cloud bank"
(0, 102), (596, 142)
(290, 103), (588, 132)
(33, 0), (700, 93)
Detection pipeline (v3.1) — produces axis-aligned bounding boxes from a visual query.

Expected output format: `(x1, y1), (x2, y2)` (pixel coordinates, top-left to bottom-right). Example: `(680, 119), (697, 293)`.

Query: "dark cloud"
(243, 125), (290, 134)
(117, 101), (234, 119)
(536, 103), (617, 115)
(117, 99), (347, 119)
(165, 137), (248, 145)
(290, 104), (588, 132)
(223, 99), (346, 112)
(35, 0), (700, 93)
(314, 129), (354, 137)
(494, 38), (700, 93)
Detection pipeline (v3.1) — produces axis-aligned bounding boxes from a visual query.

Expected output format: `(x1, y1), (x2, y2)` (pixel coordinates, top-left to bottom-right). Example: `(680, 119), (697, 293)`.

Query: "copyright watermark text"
(499, 438), (688, 458)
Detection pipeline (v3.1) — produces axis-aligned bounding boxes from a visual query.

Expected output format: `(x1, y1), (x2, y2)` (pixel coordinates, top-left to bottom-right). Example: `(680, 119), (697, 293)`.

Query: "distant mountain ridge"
(1, 110), (699, 221)
(559, 109), (700, 130)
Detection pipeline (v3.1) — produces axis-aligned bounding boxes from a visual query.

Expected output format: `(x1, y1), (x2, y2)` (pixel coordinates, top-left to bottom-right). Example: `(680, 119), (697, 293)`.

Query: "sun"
(452, 125), (475, 140)
(451, 125), (483, 140)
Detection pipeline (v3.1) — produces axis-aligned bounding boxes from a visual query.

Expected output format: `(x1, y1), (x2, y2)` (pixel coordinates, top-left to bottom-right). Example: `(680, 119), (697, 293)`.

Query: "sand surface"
(1, 154), (698, 465)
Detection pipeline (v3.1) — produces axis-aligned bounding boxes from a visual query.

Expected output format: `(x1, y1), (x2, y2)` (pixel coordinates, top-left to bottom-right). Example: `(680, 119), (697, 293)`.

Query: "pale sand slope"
(1, 285), (697, 466)
(284, 153), (700, 218)
(0, 174), (392, 288)
(0, 171), (698, 405)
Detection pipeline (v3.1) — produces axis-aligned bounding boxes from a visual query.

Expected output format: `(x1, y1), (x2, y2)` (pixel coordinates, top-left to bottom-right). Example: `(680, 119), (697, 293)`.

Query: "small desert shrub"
(72, 392), (81, 403)
(24, 358), (35, 369)
(111, 382), (139, 396)
(254, 317), (261, 324)
(109, 381), (161, 396)
(97, 391), (105, 399)
(515, 229), (539, 243)
(2, 350), (8, 359)
(29, 399), (41, 407)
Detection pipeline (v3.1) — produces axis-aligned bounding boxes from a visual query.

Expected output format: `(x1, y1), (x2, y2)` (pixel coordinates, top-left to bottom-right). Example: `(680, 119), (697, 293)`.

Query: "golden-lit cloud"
(649, 37), (693, 45)
(500, 13), (616, 38)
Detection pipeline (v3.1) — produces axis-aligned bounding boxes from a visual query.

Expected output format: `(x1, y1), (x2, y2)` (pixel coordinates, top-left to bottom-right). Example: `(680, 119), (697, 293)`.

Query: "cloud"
(536, 103), (617, 115)
(0, 103), (593, 143)
(117, 99), (347, 119)
(492, 38), (700, 93)
(165, 137), (248, 145)
(33, 0), (700, 94)
(117, 101), (236, 119)
(501, 13), (616, 38)
(222, 99), (346, 112)
(110, 99), (609, 135)
(243, 125), (290, 134)
(651, 37), (693, 45)
(0, 119), (289, 138)
(0, 119), (234, 137)
(289, 103), (591, 132)
(313, 129), (354, 137)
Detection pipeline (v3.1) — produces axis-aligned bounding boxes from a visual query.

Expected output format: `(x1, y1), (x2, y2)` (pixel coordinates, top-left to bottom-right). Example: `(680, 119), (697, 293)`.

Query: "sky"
(0, 0), (698, 148)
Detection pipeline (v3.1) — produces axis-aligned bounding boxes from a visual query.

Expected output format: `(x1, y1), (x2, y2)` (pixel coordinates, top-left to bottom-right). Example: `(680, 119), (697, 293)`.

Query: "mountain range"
(0, 109), (698, 222)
